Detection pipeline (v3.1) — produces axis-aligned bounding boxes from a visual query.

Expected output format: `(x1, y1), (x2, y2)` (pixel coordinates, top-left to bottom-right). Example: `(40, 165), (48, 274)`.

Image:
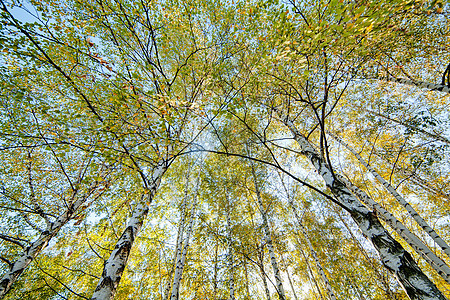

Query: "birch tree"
(250, 163), (287, 300)
(330, 133), (450, 261)
(273, 108), (446, 299)
(170, 172), (199, 300)
(1, 0), (449, 299)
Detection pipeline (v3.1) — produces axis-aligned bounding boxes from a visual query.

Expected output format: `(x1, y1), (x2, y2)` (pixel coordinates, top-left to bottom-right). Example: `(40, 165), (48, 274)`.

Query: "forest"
(0, 0), (449, 299)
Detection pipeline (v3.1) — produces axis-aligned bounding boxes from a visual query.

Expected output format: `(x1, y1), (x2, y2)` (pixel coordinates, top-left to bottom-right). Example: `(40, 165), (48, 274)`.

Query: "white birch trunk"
(164, 168), (192, 300)
(0, 182), (102, 298)
(280, 254), (299, 300)
(338, 174), (450, 284)
(330, 133), (450, 260)
(170, 196), (197, 300)
(382, 76), (450, 95)
(275, 108), (446, 300)
(225, 194), (236, 300)
(336, 211), (399, 300)
(213, 241), (219, 299)
(278, 174), (335, 300)
(289, 201), (337, 300)
(251, 165), (286, 300)
(244, 258), (250, 298)
(297, 240), (325, 300)
(258, 244), (272, 300)
(91, 163), (167, 300)
(163, 214), (184, 300)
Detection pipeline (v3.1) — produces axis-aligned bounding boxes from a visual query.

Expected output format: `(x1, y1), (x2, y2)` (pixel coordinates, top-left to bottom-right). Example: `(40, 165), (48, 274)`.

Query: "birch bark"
(330, 133), (450, 260)
(163, 212), (184, 300)
(280, 254), (299, 300)
(289, 201), (337, 300)
(164, 168), (192, 300)
(170, 170), (201, 299)
(213, 241), (219, 299)
(336, 212), (399, 300)
(382, 77), (450, 95)
(337, 174), (450, 284)
(0, 181), (104, 299)
(297, 240), (325, 300)
(91, 162), (167, 300)
(275, 108), (446, 300)
(244, 259), (250, 299)
(250, 165), (286, 300)
(170, 192), (197, 300)
(258, 244), (272, 300)
(278, 174), (336, 300)
(225, 193), (236, 300)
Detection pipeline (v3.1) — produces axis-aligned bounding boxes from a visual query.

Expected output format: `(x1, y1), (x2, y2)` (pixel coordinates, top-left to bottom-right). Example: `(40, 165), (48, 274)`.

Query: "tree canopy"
(0, 0), (449, 299)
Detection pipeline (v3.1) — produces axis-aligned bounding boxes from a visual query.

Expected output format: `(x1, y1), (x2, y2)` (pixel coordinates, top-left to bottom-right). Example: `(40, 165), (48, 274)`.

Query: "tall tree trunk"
(297, 239), (325, 300)
(278, 174), (336, 300)
(170, 172), (200, 300)
(250, 164), (287, 300)
(244, 259), (250, 299)
(213, 240), (219, 299)
(225, 193), (235, 300)
(169, 161), (202, 299)
(382, 76), (450, 95)
(163, 215), (184, 300)
(164, 167), (192, 300)
(275, 108), (446, 300)
(0, 181), (104, 299)
(258, 243), (272, 300)
(91, 162), (167, 300)
(330, 133), (450, 260)
(337, 174), (450, 284)
(336, 211), (400, 300)
(170, 191), (197, 300)
(280, 254), (299, 300)
(289, 201), (337, 300)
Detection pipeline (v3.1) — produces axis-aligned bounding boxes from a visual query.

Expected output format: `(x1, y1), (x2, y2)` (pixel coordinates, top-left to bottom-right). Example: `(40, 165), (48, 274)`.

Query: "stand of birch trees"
(0, 0), (449, 299)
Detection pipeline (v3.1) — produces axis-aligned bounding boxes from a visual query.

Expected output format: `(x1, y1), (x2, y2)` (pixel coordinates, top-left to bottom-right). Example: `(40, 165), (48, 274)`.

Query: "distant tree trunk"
(297, 239), (325, 300)
(0, 180), (105, 299)
(360, 108), (450, 145)
(163, 222), (183, 300)
(225, 193), (235, 300)
(331, 133), (450, 261)
(91, 162), (168, 300)
(258, 244), (272, 300)
(275, 109), (446, 300)
(289, 201), (337, 300)
(278, 175), (336, 300)
(167, 167), (194, 300)
(244, 259), (250, 299)
(213, 240), (219, 299)
(280, 254), (299, 300)
(170, 197), (197, 300)
(250, 164), (286, 300)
